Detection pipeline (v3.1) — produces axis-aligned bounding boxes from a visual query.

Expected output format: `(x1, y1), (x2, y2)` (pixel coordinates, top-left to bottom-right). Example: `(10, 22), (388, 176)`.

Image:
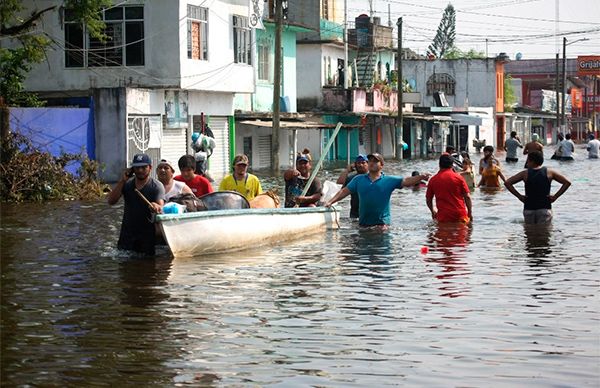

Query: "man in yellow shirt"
(218, 154), (263, 201)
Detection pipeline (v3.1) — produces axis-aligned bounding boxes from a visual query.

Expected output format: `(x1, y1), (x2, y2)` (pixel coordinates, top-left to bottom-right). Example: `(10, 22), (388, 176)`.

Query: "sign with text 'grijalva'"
(577, 56), (600, 76)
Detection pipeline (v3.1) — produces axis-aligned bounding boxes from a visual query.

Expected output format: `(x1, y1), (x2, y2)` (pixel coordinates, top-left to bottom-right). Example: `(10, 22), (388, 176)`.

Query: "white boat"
(155, 207), (340, 257)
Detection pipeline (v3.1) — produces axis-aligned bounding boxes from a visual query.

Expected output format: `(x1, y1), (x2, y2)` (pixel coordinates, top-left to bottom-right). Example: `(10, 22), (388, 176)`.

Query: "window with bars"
(426, 73), (456, 95)
(187, 5), (208, 60)
(257, 40), (271, 81)
(233, 15), (251, 65)
(64, 6), (144, 67)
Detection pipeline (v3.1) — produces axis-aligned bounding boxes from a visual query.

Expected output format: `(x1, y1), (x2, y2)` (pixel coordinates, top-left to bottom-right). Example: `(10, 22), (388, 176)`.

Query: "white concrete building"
(16, 0), (254, 181)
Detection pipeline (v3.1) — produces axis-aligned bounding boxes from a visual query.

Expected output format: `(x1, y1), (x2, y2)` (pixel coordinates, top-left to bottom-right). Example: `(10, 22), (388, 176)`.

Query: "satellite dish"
(516, 52), (523, 60)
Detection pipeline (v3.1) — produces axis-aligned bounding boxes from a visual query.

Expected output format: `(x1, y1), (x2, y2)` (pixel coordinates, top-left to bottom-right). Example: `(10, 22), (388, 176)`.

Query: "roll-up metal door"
(160, 127), (187, 175)
(257, 135), (272, 169)
(207, 116), (230, 180)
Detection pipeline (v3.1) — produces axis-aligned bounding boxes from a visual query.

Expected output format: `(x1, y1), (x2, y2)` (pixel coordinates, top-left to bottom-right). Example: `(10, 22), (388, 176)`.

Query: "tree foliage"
(427, 3), (456, 59)
(0, 132), (107, 202)
(443, 47), (486, 60)
(0, 0), (111, 106)
(504, 75), (518, 112)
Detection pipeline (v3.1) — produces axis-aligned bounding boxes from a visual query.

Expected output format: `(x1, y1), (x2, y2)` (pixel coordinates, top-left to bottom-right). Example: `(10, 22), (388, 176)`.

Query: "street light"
(562, 37), (590, 130)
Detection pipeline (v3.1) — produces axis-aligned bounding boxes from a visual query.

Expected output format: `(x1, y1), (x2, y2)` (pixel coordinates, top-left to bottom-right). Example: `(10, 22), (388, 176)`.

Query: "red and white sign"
(577, 56), (600, 76)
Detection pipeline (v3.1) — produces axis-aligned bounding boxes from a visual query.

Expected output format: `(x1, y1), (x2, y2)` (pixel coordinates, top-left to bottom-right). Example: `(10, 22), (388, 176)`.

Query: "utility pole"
(555, 53), (560, 140)
(272, 0), (282, 172)
(344, 0), (348, 89)
(396, 17), (403, 160)
(561, 36), (567, 131)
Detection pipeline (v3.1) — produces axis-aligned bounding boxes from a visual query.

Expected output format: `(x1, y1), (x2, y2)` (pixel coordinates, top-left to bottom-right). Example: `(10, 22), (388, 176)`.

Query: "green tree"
(443, 47), (486, 60)
(427, 3), (456, 59)
(504, 75), (517, 112)
(0, 0), (111, 106)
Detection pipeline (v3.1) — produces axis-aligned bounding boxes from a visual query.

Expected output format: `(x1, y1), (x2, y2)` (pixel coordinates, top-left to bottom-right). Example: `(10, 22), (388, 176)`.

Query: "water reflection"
(425, 223), (472, 298)
(523, 223), (553, 260)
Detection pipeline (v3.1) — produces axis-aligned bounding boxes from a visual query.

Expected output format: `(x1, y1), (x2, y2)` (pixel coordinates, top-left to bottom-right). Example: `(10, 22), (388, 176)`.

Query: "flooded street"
(2, 146), (599, 386)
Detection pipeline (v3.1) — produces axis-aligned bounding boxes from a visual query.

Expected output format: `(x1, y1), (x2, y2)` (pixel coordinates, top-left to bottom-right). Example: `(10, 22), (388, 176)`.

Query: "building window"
(322, 0), (329, 20)
(64, 6), (144, 67)
(257, 40), (271, 81)
(233, 15), (251, 65)
(187, 5), (208, 60)
(427, 73), (455, 95)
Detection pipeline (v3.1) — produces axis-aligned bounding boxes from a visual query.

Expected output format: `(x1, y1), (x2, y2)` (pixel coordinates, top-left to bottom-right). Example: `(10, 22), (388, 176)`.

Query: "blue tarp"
(9, 107), (95, 175)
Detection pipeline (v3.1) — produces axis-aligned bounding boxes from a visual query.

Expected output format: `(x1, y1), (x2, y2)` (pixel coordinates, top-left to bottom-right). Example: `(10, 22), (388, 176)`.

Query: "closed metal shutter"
(257, 135), (272, 169)
(207, 116), (230, 180)
(160, 127), (187, 175)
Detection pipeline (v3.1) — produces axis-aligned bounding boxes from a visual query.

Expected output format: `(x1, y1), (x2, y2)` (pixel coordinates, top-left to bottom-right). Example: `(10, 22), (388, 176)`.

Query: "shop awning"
(450, 114), (483, 126)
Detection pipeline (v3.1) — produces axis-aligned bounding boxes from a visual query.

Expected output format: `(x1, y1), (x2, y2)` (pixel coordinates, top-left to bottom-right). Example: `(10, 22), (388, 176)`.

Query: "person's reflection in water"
(523, 223), (553, 261)
(337, 227), (395, 281)
(425, 223), (472, 298)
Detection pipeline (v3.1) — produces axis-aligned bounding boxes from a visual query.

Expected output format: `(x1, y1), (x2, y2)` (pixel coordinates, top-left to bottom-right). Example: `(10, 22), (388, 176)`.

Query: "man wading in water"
(504, 150), (571, 224)
(325, 153), (430, 230)
(107, 154), (164, 255)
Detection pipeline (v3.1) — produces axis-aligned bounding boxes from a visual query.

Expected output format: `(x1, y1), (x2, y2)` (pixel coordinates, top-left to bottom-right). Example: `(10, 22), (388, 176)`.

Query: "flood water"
(2, 146), (599, 386)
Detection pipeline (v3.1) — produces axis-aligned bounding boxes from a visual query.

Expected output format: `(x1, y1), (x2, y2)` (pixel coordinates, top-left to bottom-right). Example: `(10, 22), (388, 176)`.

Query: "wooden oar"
(134, 188), (157, 213)
(300, 121), (343, 197)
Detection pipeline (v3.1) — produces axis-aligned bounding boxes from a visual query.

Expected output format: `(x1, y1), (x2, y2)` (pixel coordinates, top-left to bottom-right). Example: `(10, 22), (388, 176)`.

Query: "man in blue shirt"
(325, 153), (430, 228)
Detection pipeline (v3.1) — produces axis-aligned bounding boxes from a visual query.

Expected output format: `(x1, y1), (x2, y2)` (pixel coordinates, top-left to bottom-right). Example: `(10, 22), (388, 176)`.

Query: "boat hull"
(155, 207), (340, 257)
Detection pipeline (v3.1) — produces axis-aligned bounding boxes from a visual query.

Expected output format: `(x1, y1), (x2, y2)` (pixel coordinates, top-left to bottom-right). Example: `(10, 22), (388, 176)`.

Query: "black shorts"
(505, 157), (518, 163)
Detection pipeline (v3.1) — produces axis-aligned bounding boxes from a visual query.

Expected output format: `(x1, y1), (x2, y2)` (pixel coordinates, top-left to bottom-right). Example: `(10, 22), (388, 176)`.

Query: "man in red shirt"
(426, 153), (472, 223)
(174, 155), (213, 197)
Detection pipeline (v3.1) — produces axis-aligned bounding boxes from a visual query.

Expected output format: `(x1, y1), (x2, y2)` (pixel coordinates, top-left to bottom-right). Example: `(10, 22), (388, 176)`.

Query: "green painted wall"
(322, 115), (361, 160)
(252, 25), (299, 113)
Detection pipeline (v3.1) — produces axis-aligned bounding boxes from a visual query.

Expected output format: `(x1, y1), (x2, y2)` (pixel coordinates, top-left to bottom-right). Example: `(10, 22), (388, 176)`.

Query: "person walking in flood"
(336, 154), (369, 219)
(325, 153), (430, 230)
(558, 133), (575, 161)
(426, 153), (473, 223)
(587, 134), (600, 158)
(478, 145), (499, 175)
(504, 131), (523, 163)
(504, 150), (571, 224)
(107, 153), (165, 255)
(523, 133), (544, 159)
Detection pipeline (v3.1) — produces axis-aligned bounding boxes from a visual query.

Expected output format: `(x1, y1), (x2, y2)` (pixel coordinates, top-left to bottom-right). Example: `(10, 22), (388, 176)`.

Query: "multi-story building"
(14, 0), (254, 181)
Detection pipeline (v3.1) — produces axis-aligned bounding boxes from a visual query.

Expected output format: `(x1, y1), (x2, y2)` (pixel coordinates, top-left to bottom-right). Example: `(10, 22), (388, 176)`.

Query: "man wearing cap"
(156, 159), (193, 201)
(174, 155), (213, 197)
(107, 153), (165, 255)
(426, 153), (473, 223)
(336, 154), (369, 219)
(218, 154), (263, 201)
(283, 155), (323, 208)
(325, 153), (430, 228)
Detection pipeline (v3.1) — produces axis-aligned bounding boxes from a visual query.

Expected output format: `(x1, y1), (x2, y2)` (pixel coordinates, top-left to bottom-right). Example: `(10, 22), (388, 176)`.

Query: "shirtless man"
(523, 133), (543, 156)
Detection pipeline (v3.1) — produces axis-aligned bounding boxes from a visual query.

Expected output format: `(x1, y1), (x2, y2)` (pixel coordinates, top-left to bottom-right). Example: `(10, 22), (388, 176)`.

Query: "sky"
(347, 0), (600, 60)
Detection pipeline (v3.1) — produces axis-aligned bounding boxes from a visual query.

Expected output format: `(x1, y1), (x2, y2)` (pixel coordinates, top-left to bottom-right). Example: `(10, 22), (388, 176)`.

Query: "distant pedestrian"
(478, 160), (506, 190)
(523, 133), (543, 156)
(325, 153), (430, 229)
(426, 153), (473, 223)
(478, 145), (499, 175)
(505, 150), (571, 224)
(587, 134), (600, 158)
(336, 154), (369, 218)
(558, 133), (575, 161)
(504, 131), (523, 163)
(459, 152), (475, 190)
(107, 153), (165, 255)
(551, 132), (565, 160)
